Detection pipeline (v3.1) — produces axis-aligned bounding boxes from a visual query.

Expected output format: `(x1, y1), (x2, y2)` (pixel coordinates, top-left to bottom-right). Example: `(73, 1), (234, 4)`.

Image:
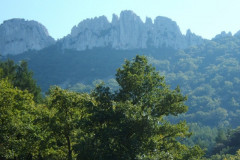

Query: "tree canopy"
(0, 59), (42, 102)
(0, 55), (203, 159)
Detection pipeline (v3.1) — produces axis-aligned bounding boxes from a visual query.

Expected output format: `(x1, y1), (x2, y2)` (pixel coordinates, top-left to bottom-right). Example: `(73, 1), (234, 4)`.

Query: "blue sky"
(1, 0), (240, 40)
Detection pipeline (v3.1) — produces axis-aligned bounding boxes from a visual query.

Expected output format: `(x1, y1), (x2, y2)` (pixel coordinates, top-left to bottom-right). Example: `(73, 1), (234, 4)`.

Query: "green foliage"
(67, 78), (119, 93)
(2, 33), (240, 158)
(73, 55), (204, 159)
(184, 124), (218, 152)
(44, 87), (94, 160)
(211, 127), (240, 156)
(202, 150), (240, 160)
(9, 55), (201, 160)
(0, 59), (42, 102)
(0, 79), (39, 159)
(199, 127), (240, 159)
(6, 39), (240, 129)
(116, 55), (188, 116)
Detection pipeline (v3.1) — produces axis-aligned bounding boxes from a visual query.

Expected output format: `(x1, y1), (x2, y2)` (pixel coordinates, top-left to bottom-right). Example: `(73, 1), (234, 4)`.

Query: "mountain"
(7, 34), (240, 129)
(0, 18), (55, 56)
(0, 10), (239, 131)
(1, 10), (240, 156)
(0, 10), (206, 56)
(61, 10), (205, 51)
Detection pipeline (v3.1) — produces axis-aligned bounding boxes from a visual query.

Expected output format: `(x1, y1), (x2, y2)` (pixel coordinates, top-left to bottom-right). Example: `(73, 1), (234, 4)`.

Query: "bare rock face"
(117, 11), (145, 49)
(62, 11), (146, 50)
(185, 29), (205, 47)
(0, 19), (55, 56)
(234, 30), (240, 38)
(150, 16), (185, 48)
(61, 10), (205, 51)
(1, 11), (205, 55)
(213, 31), (232, 39)
(63, 16), (111, 50)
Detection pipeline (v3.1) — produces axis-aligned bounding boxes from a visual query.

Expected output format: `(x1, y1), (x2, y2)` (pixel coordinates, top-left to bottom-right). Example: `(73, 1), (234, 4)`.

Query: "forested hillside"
(1, 32), (240, 159)
(0, 56), (205, 159)
(6, 34), (240, 128)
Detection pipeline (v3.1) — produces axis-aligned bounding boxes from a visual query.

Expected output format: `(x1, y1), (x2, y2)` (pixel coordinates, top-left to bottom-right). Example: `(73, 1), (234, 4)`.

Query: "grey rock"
(0, 18), (55, 56)
(62, 16), (111, 50)
(1, 11), (206, 55)
(214, 31), (232, 39)
(234, 30), (240, 38)
(185, 29), (205, 47)
(150, 16), (185, 48)
(61, 10), (205, 51)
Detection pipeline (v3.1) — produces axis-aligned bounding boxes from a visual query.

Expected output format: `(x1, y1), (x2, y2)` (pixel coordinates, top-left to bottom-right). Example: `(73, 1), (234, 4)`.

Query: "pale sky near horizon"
(1, 0), (240, 40)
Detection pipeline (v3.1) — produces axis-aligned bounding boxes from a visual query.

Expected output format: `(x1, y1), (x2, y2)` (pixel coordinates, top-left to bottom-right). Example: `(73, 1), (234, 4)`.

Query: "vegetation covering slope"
(6, 35), (240, 129)
(2, 34), (240, 159)
(0, 56), (204, 159)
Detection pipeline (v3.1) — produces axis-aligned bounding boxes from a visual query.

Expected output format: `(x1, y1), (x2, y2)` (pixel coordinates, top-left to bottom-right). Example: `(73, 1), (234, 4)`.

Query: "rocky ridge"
(0, 19), (55, 56)
(0, 11), (208, 55)
(61, 10), (205, 51)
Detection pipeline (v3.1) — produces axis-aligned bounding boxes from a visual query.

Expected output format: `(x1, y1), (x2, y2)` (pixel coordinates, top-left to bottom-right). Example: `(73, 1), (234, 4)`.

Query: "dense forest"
(1, 56), (205, 159)
(1, 34), (240, 159)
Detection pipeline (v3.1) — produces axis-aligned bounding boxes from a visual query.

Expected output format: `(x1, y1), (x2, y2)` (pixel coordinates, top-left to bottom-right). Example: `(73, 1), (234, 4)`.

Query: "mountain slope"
(0, 19), (55, 55)
(6, 33), (240, 128)
(0, 10), (206, 56)
(61, 10), (205, 51)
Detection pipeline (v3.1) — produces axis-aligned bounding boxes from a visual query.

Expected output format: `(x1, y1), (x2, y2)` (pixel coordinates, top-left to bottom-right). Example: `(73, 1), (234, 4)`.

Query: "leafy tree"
(212, 127), (240, 156)
(202, 150), (240, 160)
(0, 79), (39, 159)
(15, 61), (42, 102)
(115, 55), (203, 159)
(0, 59), (42, 102)
(45, 87), (94, 160)
(183, 123), (219, 155)
(75, 55), (204, 159)
(0, 55), (204, 159)
(116, 55), (188, 115)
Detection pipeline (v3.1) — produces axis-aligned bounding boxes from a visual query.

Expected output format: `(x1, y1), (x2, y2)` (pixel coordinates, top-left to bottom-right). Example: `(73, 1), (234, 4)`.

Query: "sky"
(1, 0), (240, 40)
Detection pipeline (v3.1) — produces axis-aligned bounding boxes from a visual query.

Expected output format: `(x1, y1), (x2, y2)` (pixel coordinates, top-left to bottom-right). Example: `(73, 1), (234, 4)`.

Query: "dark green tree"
(0, 59), (42, 102)
(45, 87), (94, 160)
(0, 79), (40, 159)
(75, 55), (203, 159)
